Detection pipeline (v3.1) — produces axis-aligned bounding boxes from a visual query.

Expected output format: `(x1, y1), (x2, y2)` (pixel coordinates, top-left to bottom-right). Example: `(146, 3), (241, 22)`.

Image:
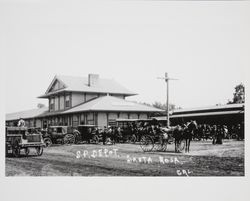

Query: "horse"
(183, 120), (198, 153)
(172, 125), (184, 153)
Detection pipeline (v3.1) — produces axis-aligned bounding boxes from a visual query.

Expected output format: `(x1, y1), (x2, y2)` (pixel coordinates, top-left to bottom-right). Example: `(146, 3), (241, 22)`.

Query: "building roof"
(38, 75), (137, 98)
(172, 103), (244, 115)
(6, 107), (48, 121)
(62, 95), (164, 114)
(152, 103), (244, 121)
(171, 110), (244, 118)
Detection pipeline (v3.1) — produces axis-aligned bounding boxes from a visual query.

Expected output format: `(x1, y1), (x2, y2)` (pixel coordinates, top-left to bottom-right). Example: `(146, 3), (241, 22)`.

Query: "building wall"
(72, 93), (85, 107)
(119, 113), (129, 119)
(72, 114), (79, 127)
(139, 113), (148, 119)
(54, 96), (59, 111)
(6, 112), (152, 128)
(129, 113), (138, 119)
(86, 112), (95, 125)
(36, 119), (42, 127)
(97, 113), (107, 128)
(86, 93), (98, 102)
(59, 95), (64, 110)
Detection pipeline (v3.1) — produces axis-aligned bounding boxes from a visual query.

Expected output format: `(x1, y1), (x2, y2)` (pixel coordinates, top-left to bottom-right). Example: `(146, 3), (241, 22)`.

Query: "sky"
(1, 0), (249, 113)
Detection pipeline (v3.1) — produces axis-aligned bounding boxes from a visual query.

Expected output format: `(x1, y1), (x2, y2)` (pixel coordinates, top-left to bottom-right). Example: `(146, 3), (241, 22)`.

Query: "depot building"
(6, 74), (163, 128)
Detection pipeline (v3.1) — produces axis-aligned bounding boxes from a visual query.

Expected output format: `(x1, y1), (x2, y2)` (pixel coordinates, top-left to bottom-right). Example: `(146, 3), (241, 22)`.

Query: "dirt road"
(5, 140), (244, 176)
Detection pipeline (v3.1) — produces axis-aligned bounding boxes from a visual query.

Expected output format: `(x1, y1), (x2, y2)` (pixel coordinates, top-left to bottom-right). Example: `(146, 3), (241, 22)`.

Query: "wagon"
(115, 119), (144, 143)
(6, 127), (45, 157)
(74, 125), (101, 144)
(139, 122), (185, 152)
(43, 126), (76, 146)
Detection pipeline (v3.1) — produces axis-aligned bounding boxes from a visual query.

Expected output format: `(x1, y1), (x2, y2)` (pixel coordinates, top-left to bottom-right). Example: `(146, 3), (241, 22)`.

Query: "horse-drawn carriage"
(115, 118), (181, 151)
(117, 118), (198, 153)
(139, 121), (198, 153)
(43, 126), (77, 146)
(138, 121), (184, 152)
(6, 127), (45, 157)
(115, 119), (140, 143)
(74, 125), (101, 144)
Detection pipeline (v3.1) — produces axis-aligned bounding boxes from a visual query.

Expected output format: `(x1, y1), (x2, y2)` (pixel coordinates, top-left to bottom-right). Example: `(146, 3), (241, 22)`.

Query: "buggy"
(43, 126), (77, 146)
(6, 127), (45, 157)
(74, 125), (101, 144)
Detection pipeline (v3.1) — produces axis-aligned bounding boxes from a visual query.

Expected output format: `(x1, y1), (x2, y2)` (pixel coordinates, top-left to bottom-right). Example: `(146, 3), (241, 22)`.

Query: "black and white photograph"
(0, 0), (250, 200)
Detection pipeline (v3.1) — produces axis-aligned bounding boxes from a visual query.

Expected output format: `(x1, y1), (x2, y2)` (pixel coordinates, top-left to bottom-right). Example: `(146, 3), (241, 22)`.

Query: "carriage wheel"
(36, 147), (43, 156)
(6, 143), (9, 157)
(64, 134), (76, 145)
(13, 146), (20, 157)
(12, 141), (20, 157)
(176, 140), (185, 152)
(73, 131), (81, 144)
(25, 148), (30, 156)
(130, 134), (137, 144)
(105, 137), (113, 145)
(44, 138), (52, 147)
(155, 138), (168, 152)
(92, 135), (99, 144)
(140, 135), (154, 152)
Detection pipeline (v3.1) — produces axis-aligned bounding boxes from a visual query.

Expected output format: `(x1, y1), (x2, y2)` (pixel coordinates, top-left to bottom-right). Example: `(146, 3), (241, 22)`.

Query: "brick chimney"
(88, 74), (99, 86)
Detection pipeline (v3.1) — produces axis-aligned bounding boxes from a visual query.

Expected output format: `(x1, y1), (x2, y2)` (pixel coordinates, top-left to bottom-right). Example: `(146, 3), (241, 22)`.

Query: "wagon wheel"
(64, 134), (76, 145)
(176, 140), (185, 152)
(140, 135), (154, 152)
(130, 134), (137, 144)
(73, 131), (81, 144)
(167, 134), (175, 144)
(92, 135), (99, 144)
(5, 143), (9, 157)
(155, 138), (168, 152)
(105, 137), (113, 145)
(36, 147), (43, 156)
(12, 141), (20, 157)
(44, 138), (52, 147)
(24, 148), (30, 156)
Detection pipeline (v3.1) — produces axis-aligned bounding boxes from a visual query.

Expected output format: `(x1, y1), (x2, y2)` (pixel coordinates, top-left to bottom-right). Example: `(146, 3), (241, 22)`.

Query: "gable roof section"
(62, 96), (164, 114)
(6, 107), (48, 121)
(39, 75), (136, 98)
(45, 76), (67, 94)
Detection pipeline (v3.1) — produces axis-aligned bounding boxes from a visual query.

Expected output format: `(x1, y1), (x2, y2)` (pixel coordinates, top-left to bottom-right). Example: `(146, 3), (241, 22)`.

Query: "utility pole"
(158, 72), (178, 127)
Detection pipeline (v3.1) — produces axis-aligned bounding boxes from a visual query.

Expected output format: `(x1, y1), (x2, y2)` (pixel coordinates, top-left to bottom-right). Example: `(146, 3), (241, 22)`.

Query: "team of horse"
(98, 120), (198, 153)
(168, 120), (198, 153)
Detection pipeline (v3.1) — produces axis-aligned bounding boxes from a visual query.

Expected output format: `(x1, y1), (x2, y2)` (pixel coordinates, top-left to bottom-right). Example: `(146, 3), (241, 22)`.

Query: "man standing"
(18, 118), (25, 127)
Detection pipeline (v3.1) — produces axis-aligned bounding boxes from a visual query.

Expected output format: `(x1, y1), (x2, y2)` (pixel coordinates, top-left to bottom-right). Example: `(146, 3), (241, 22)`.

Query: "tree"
(152, 101), (176, 111)
(37, 103), (46, 108)
(228, 83), (245, 104)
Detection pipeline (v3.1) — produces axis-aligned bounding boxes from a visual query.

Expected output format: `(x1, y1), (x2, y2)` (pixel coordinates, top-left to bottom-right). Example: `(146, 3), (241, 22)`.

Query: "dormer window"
(65, 95), (70, 108)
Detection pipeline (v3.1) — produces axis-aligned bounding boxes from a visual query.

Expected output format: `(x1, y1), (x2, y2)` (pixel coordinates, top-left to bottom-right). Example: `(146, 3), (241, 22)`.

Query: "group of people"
(195, 123), (244, 143)
(99, 121), (244, 145)
(15, 117), (244, 146)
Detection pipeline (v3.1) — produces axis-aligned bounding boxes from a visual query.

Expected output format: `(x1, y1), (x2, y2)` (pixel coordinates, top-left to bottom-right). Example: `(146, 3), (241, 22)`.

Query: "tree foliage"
(228, 83), (245, 104)
(37, 103), (46, 108)
(152, 101), (178, 111)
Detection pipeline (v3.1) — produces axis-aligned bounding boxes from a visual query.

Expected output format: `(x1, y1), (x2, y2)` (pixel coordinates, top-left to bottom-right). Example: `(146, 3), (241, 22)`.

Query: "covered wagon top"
(38, 74), (137, 98)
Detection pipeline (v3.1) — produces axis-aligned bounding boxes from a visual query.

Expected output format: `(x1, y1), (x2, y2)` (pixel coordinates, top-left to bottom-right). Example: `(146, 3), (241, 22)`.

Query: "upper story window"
(65, 95), (70, 108)
(50, 98), (55, 111)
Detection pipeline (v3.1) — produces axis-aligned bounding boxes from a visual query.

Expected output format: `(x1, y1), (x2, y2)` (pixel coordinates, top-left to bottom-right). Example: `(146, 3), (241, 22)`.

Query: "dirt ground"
(5, 140), (244, 176)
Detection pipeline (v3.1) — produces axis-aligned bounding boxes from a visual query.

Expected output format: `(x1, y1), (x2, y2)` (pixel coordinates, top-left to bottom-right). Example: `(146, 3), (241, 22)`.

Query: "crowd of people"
(15, 117), (244, 145)
(195, 123), (244, 143)
(100, 121), (244, 145)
